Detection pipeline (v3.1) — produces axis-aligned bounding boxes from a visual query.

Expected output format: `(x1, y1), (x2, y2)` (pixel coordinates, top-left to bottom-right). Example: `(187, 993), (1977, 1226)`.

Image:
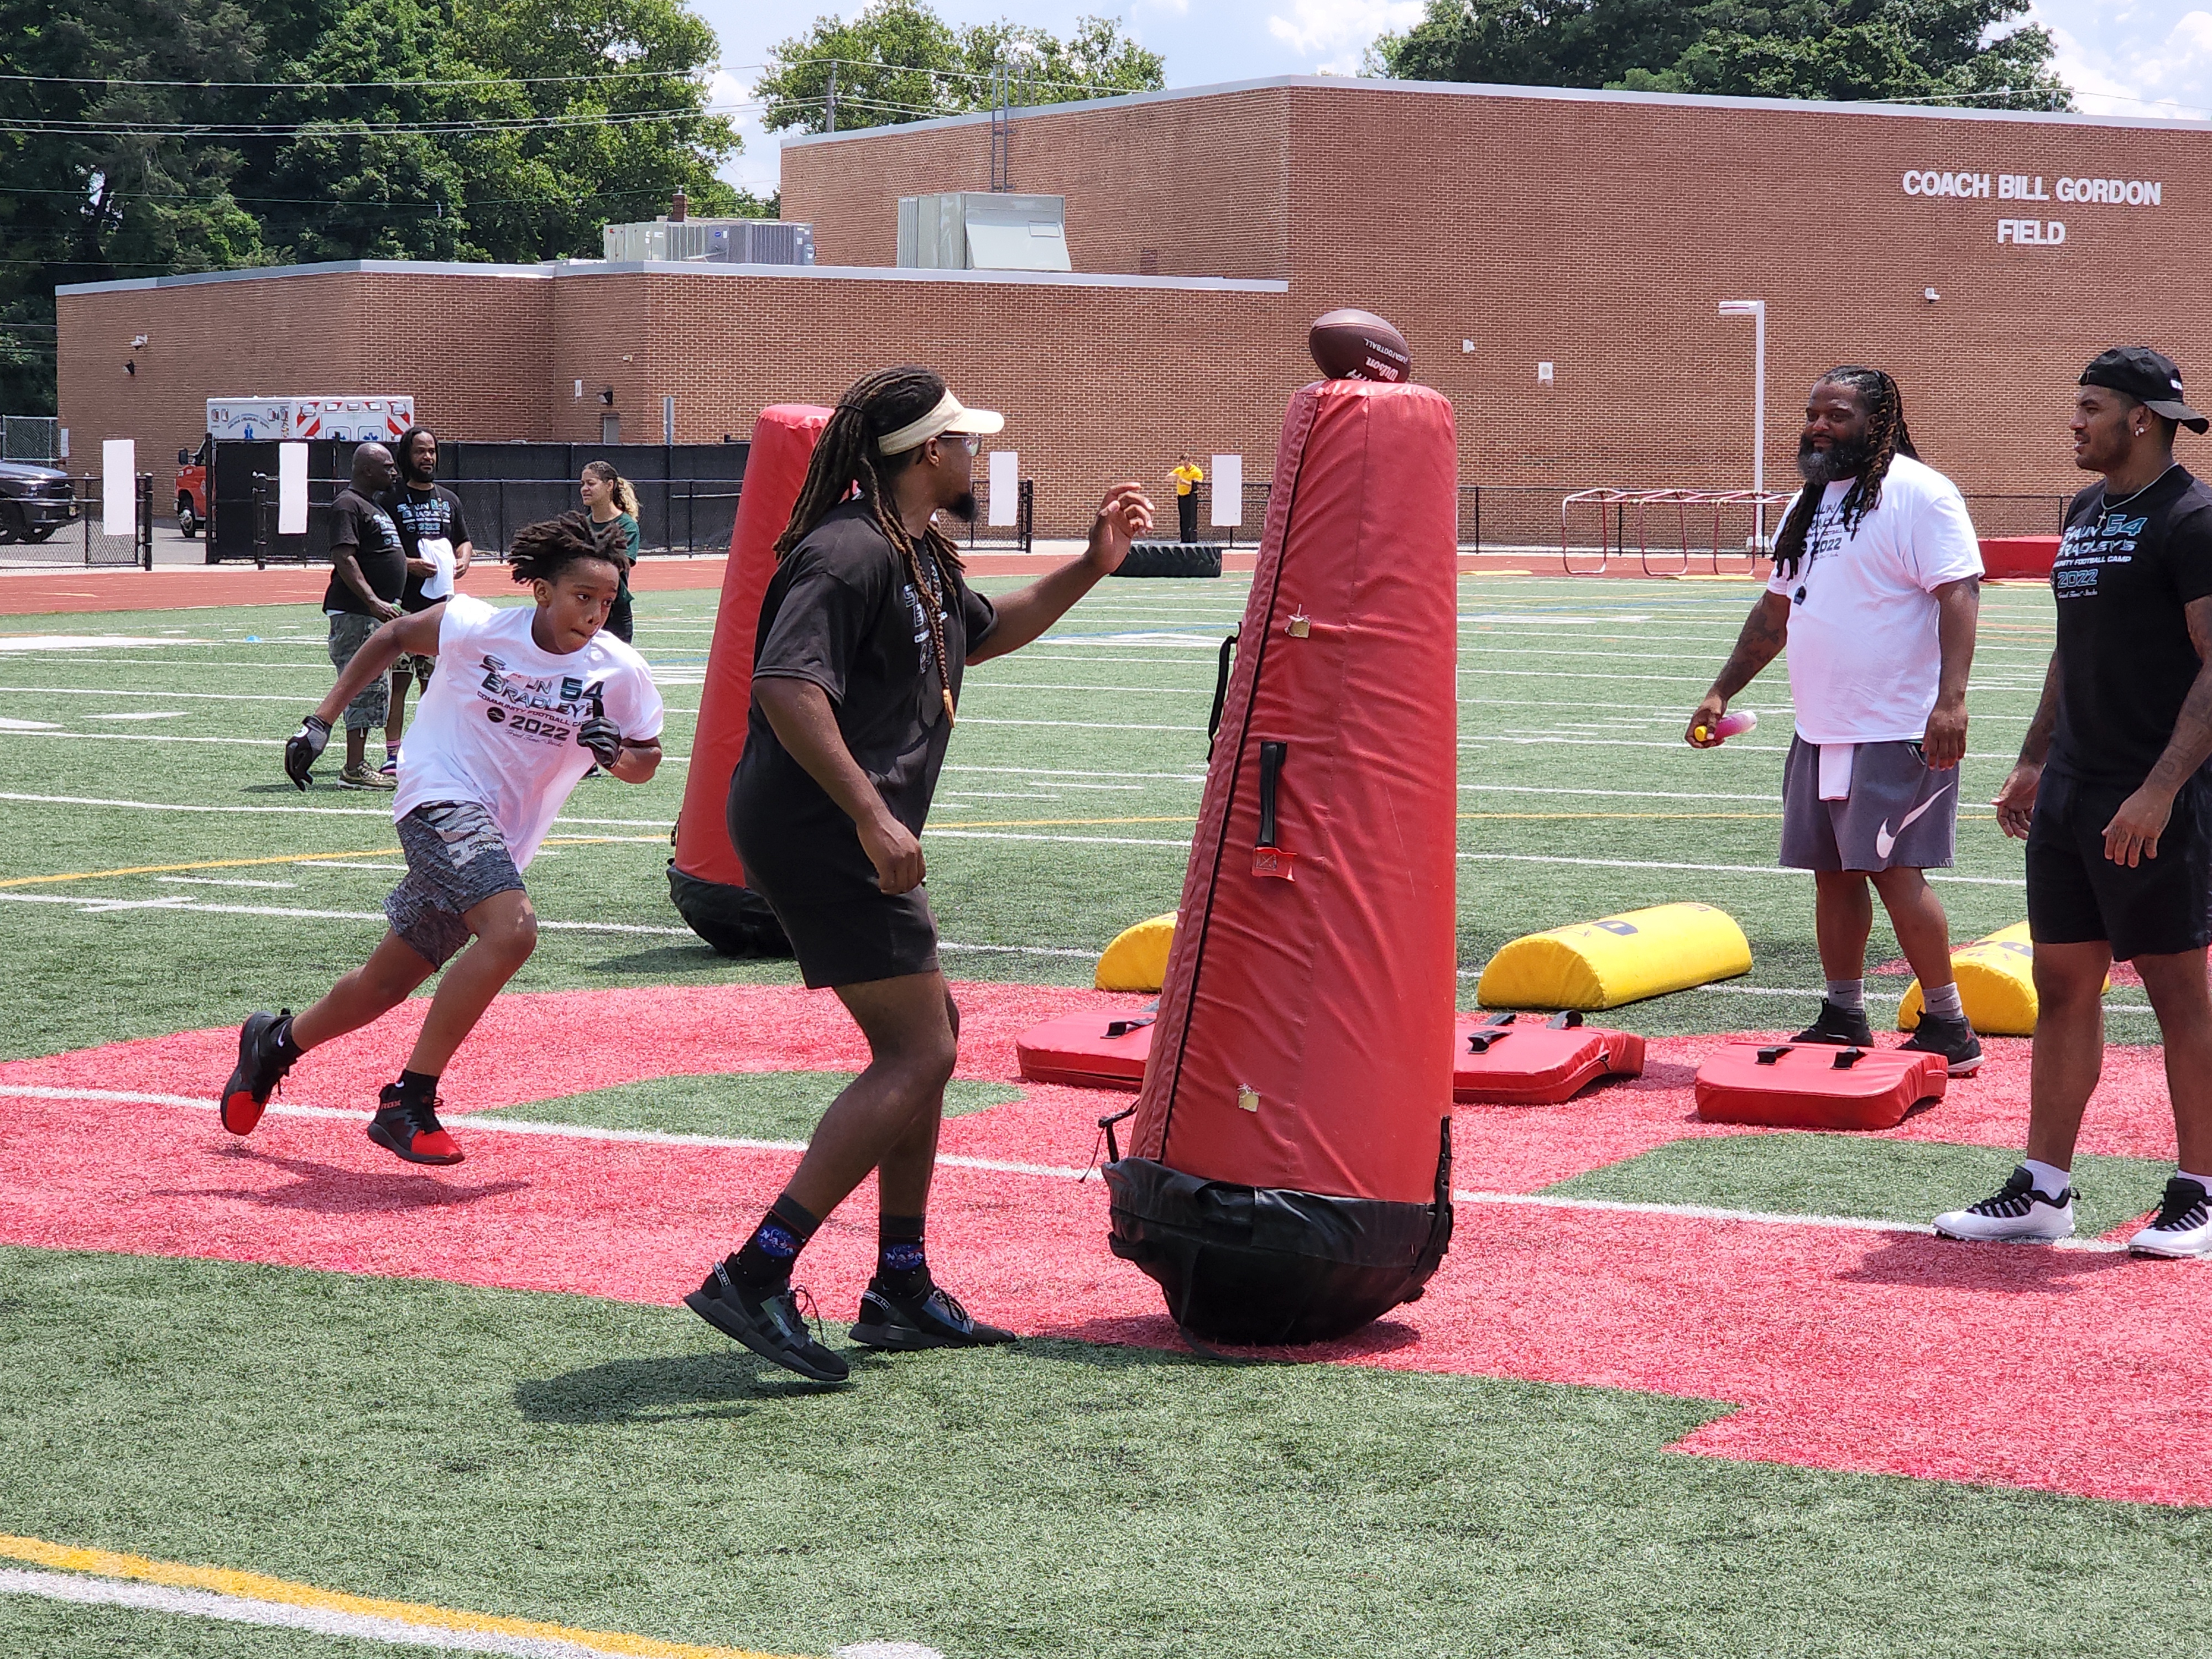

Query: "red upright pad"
(1015, 1007), (1156, 1091)
(1130, 380), (1459, 1201)
(672, 405), (831, 889)
(1452, 1015), (1646, 1106)
(1694, 1043), (1947, 1131)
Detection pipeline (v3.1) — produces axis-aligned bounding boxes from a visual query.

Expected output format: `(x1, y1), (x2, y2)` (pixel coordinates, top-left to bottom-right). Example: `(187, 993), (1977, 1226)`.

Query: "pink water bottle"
(1691, 709), (1759, 745)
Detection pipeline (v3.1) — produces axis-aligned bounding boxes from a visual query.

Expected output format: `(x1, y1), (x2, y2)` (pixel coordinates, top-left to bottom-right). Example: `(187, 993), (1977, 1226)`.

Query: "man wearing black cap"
(1938, 347), (2212, 1258)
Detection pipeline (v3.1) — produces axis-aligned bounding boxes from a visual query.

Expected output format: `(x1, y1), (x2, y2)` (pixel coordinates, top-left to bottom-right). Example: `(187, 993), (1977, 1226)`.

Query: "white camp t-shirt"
(393, 596), (664, 868)
(1766, 453), (1984, 744)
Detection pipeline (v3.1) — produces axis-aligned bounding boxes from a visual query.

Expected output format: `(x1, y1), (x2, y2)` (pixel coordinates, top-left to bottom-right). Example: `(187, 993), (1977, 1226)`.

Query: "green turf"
(0, 1600), (405, 1658)
(0, 577), (2081, 1058)
(4, 1248), (2210, 1659)
(475, 1069), (1021, 1139)
(1543, 1133), (2173, 1236)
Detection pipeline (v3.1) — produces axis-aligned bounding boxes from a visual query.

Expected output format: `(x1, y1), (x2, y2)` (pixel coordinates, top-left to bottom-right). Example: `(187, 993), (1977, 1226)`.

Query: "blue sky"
(698, 1), (2212, 197)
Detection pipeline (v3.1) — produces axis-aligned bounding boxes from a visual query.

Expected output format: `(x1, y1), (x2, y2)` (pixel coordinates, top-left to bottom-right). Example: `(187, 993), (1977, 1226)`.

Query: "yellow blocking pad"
(1476, 901), (1752, 1010)
(1095, 911), (1177, 992)
(1896, 922), (2108, 1036)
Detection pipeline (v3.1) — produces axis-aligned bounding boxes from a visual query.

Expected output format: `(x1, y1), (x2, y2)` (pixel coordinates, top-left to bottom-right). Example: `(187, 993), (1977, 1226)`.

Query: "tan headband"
(875, 390), (965, 456)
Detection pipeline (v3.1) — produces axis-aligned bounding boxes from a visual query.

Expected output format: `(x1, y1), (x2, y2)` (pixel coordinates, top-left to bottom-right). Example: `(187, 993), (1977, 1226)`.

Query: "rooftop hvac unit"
(601, 218), (816, 265)
(896, 194), (1071, 272)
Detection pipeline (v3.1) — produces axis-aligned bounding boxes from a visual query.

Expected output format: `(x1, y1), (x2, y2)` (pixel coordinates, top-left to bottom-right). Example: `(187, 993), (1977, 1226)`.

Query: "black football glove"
(577, 688), (622, 768)
(285, 713), (331, 790)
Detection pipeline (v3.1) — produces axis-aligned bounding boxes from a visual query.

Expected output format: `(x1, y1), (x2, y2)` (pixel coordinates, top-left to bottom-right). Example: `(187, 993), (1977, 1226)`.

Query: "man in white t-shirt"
(1689, 367), (1985, 1073)
(217, 513), (665, 1167)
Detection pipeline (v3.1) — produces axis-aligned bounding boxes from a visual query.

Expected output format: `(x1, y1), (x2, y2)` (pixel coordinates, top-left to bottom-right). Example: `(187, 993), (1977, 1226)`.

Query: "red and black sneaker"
(366, 1085), (465, 1166)
(218, 1010), (296, 1137)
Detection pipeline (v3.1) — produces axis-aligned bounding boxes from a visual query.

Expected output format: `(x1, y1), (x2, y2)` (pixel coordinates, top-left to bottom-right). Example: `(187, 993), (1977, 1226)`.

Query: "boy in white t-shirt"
(218, 514), (664, 1165)
(1689, 367), (1985, 1074)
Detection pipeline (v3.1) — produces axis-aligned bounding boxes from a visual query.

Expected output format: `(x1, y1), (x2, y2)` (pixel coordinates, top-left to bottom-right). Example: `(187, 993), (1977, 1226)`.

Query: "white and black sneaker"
(1933, 1165), (2075, 1243)
(1792, 999), (1875, 1047)
(1901, 1010), (1984, 1077)
(2128, 1177), (2212, 1259)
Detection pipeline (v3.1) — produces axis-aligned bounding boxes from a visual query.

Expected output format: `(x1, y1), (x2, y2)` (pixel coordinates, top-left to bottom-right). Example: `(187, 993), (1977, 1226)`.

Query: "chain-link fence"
(2, 415), (59, 462)
(0, 474), (150, 567)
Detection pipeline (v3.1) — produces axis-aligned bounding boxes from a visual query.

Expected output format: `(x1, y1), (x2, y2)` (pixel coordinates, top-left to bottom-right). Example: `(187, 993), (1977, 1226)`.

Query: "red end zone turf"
(0, 985), (2203, 1507)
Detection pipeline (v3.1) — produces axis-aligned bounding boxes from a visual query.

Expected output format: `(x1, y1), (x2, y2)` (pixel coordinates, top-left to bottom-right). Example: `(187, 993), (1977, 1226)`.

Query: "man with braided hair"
(1689, 366), (1985, 1074)
(218, 513), (662, 1166)
(683, 365), (1152, 1384)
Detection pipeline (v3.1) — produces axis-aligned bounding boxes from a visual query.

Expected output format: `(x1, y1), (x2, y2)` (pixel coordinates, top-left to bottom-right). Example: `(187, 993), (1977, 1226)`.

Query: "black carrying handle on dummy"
(1257, 740), (1287, 848)
(1206, 629), (1238, 755)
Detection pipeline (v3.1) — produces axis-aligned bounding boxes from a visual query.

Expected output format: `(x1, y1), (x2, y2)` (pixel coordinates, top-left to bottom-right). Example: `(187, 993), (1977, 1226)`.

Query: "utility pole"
(826, 62), (837, 134)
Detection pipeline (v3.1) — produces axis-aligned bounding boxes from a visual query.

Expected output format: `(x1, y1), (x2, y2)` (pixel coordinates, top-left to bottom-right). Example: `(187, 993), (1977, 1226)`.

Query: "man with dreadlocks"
(219, 513), (662, 1166)
(682, 366), (1151, 1384)
(1689, 366), (1985, 1074)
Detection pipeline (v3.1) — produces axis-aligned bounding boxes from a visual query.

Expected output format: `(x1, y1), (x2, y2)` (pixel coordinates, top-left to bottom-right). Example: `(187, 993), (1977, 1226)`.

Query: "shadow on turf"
(1837, 1232), (2142, 1295)
(147, 1145), (530, 1213)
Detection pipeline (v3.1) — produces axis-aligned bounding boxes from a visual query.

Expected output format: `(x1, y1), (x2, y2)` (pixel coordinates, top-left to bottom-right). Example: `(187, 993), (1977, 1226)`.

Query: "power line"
(0, 103), (753, 137)
(0, 66), (721, 91)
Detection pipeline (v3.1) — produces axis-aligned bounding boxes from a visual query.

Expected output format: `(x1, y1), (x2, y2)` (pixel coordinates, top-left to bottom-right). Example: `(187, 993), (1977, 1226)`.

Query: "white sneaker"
(1934, 1165), (2075, 1243)
(2128, 1177), (2212, 1258)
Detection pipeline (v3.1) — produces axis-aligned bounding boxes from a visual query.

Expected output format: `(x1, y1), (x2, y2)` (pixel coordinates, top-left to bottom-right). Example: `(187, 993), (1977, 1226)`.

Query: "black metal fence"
(0, 474), (150, 567)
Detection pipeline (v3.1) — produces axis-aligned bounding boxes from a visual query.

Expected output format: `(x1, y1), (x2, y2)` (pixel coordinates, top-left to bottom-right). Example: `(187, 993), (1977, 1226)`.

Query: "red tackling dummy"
(667, 405), (831, 954)
(1105, 379), (1459, 1344)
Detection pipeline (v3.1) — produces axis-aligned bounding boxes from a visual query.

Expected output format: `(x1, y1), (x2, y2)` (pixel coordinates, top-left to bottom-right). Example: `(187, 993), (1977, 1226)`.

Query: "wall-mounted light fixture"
(124, 360), (136, 375)
(1923, 286), (1941, 303)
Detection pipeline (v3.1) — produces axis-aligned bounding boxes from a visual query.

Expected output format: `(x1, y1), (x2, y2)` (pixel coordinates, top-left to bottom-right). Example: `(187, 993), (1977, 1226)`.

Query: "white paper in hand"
(419, 536), (457, 600)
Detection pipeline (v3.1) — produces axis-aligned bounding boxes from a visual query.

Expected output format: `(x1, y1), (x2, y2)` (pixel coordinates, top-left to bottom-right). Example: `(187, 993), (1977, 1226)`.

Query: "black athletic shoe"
(1791, 999), (1875, 1047)
(1901, 1010), (1984, 1076)
(685, 1259), (849, 1384)
(219, 1010), (295, 1136)
(366, 1085), (465, 1166)
(850, 1279), (1016, 1350)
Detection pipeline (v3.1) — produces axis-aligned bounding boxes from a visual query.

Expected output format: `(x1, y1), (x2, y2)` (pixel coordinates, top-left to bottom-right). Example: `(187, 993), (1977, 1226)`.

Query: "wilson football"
(1308, 309), (1412, 383)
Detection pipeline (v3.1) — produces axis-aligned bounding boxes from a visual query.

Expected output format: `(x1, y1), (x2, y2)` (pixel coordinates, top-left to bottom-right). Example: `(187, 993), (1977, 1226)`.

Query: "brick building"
(55, 75), (2212, 535)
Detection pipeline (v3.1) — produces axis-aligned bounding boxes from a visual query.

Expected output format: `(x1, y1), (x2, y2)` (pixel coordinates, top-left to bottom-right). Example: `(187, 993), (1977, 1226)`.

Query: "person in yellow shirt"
(1171, 455), (1204, 543)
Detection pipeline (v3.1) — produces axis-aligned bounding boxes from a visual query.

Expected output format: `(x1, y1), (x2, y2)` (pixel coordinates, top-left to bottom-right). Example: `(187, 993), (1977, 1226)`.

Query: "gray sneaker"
(1934, 1165), (2075, 1243)
(337, 761), (396, 791)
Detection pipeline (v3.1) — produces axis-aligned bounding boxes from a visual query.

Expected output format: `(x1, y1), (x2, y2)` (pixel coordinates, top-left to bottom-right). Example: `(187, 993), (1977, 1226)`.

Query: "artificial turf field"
(2, 570), (2208, 1657)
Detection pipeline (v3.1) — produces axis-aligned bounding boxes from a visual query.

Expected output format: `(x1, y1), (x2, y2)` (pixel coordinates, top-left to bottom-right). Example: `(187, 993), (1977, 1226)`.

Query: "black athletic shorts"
(727, 780), (940, 990)
(2025, 766), (2212, 961)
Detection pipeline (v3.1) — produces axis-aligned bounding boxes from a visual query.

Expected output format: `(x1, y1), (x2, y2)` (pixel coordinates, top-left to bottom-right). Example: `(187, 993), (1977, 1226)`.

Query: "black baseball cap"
(2080, 346), (2209, 434)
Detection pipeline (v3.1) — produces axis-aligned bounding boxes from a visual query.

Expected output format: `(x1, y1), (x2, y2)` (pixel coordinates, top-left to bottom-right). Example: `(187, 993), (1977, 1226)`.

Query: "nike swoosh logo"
(1875, 778), (1956, 860)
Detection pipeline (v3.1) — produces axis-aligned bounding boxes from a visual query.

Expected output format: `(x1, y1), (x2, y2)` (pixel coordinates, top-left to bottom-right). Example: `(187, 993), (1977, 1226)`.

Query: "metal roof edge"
(778, 72), (2212, 146)
(57, 258), (558, 297)
(62, 259), (1285, 296)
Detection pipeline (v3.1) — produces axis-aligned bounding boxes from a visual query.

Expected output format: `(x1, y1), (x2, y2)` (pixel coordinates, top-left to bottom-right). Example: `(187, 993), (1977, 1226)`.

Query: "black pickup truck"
(0, 460), (75, 544)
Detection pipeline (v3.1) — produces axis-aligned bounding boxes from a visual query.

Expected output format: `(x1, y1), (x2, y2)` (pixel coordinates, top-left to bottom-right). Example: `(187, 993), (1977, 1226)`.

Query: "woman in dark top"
(580, 460), (639, 641)
(682, 364), (1152, 1384)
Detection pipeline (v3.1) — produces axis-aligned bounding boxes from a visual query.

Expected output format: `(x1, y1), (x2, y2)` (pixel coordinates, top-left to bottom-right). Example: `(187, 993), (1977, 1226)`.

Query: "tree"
(755, 0), (1165, 136)
(1371, 0), (2070, 111)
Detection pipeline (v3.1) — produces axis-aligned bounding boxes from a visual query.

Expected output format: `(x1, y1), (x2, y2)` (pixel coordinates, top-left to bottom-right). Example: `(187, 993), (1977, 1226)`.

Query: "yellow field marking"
(0, 849), (400, 889)
(0, 1534), (806, 1659)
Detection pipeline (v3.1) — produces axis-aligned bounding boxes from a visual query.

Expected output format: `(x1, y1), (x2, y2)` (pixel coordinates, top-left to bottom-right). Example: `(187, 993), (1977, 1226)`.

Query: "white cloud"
(2035, 2), (2212, 118)
(1265, 0), (1423, 72)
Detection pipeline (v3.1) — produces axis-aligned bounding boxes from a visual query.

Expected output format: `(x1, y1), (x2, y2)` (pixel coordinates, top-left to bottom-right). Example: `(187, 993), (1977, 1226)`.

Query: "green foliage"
(1373, 0), (2071, 111)
(756, 0), (1165, 135)
(0, 0), (743, 408)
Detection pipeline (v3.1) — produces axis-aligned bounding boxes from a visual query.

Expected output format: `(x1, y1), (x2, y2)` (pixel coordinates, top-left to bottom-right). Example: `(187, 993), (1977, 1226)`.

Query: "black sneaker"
(1901, 1009), (1984, 1076)
(1791, 999), (1875, 1046)
(685, 1259), (850, 1384)
(366, 1086), (465, 1166)
(219, 1010), (295, 1136)
(851, 1279), (1016, 1350)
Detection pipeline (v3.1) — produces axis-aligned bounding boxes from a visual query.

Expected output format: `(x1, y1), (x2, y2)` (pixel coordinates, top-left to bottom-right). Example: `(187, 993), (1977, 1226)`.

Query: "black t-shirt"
(380, 483), (471, 612)
(321, 487), (408, 615)
(731, 501), (998, 896)
(2050, 466), (2212, 785)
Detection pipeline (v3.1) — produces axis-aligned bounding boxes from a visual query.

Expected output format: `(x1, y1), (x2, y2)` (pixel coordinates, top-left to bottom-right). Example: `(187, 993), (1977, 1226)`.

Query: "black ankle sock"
(732, 1193), (821, 1290)
(394, 1069), (440, 1111)
(273, 1013), (303, 1065)
(877, 1213), (931, 1297)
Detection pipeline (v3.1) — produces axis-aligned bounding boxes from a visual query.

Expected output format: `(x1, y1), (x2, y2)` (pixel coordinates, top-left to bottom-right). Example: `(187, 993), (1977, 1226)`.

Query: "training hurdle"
(1561, 488), (1795, 577)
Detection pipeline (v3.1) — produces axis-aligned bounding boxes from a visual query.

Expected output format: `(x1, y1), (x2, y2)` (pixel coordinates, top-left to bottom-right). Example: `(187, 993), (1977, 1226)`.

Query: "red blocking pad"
(1694, 1042), (1947, 1131)
(1015, 1006), (1156, 1091)
(671, 405), (831, 891)
(1453, 1013), (1646, 1106)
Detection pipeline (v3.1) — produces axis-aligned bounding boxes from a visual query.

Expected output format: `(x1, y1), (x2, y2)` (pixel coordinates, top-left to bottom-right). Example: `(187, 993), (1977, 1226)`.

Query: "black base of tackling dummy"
(666, 863), (792, 958)
(1103, 1122), (1453, 1345)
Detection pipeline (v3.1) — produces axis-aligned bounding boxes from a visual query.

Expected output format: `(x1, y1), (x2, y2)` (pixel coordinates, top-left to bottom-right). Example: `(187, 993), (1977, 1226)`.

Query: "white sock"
(1825, 979), (1865, 1012)
(1922, 981), (1965, 1021)
(2022, 1157), (2072, 1199)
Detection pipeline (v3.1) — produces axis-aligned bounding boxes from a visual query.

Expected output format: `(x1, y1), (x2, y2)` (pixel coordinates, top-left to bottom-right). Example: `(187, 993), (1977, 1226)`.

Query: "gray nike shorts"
(1779, 736), (1958, 872)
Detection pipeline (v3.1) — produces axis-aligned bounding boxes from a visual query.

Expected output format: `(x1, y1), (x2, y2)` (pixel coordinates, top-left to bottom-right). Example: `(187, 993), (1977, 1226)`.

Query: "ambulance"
(175, 395), (416, 537)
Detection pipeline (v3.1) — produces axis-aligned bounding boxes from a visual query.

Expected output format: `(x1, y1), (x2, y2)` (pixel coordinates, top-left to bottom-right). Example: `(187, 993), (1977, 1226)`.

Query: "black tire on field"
(1113, 540), (1224, 579)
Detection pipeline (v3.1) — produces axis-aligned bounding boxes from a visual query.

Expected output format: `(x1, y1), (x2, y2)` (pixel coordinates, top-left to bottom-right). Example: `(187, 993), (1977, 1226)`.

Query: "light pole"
(1719, 299), (1766, 549)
